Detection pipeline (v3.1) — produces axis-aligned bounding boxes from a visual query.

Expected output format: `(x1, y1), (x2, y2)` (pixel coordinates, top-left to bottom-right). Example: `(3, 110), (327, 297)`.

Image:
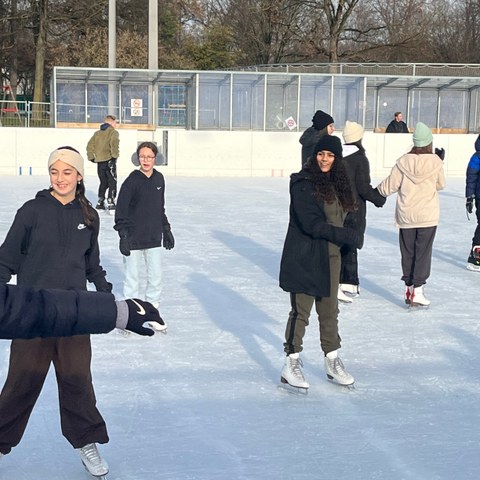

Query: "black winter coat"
(342, 144), (386, 247)
(0, 284), (116, 339)
(385, 120), (409, 133)
(279, 170), (359, 298)
(0, 190), (110, 292)
(114, 169), (170, 250)
(299, 126), (328, 166)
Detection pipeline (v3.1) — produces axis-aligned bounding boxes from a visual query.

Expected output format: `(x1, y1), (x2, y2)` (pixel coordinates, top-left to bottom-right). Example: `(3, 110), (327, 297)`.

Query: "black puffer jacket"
(279, 170), (359, 298)
(0, 190), (111, 292)
(342, 144), (386, 247)
(114, 169), (170, 250)
(0, 284), (116, 339)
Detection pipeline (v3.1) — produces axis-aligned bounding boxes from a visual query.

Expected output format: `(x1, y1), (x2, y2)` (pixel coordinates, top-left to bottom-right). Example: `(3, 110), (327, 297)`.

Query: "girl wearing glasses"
(114, 141), (174, 312)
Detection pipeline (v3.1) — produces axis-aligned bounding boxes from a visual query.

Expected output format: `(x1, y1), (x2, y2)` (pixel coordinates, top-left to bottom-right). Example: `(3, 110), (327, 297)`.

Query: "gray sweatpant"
(283, 253), (341, 356)
(399, 226), (437, 287)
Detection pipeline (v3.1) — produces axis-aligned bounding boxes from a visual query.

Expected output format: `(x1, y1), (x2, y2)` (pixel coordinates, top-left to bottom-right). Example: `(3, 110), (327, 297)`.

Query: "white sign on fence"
(131, 99), (143, 117)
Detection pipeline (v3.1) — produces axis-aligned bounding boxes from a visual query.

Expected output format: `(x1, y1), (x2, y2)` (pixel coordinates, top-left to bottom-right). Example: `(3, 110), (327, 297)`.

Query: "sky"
(0, 174), (478, 480)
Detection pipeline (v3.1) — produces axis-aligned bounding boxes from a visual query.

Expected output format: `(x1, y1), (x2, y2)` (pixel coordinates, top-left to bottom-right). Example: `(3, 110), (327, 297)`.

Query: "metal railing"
(0, 101), (50, 127)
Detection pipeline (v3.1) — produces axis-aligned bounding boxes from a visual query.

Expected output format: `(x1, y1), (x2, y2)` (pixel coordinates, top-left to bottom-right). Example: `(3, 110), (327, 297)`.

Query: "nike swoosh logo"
(131, 299), (146, 315)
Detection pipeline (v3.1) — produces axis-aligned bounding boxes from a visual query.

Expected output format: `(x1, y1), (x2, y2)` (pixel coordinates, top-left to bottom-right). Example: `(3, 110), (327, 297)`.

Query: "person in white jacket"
(376, 122), (445, 307)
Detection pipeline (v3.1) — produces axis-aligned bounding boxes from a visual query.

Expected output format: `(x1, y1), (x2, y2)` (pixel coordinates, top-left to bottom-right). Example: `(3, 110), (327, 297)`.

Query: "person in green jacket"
(87, 114), (120, 211)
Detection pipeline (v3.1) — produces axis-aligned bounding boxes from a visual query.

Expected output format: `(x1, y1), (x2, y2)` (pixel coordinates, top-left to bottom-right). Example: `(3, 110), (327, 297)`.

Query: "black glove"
(435, 148), (445, 160)
(466, 195), (475, 214)
(163, 228), (175, 250)
(125, 299), (167, 336)
(119, 232), (130, 256)
(373, 187), (387, 208)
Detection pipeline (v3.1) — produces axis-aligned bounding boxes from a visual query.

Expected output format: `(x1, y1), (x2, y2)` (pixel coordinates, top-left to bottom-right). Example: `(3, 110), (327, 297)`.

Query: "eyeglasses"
(139, 155), (155, 160)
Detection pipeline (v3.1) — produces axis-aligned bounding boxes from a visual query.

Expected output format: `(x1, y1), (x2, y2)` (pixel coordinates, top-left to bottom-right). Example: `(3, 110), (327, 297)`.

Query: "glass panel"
(377, 89), (408, 130)
(121, 84), (149, 125)
(158, 85), (186, 127)
(409, 89), (437, 128)
(439, 89), (467, 130)
(299, 77), (331, 129)
(56, 83), (85, 122)
(86, 83), (119, 123)
(232, 74), (265, 130)
(197, 73), (231, 129)
(332, 76), (365, 128)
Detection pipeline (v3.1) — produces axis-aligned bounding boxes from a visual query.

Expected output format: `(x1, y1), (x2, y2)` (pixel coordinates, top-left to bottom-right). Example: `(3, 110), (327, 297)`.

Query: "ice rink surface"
(0, 174), (478, 480)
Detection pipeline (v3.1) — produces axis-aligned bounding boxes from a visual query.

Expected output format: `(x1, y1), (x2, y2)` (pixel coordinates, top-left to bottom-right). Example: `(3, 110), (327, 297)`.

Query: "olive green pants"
(283, 253), (341, 356)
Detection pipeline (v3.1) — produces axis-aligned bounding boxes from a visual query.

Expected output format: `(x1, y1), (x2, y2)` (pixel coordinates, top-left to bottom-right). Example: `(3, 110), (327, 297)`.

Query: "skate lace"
(290, 357), (306, 381)
(331, 357), (348, 378)
(79, 444), (101, 465)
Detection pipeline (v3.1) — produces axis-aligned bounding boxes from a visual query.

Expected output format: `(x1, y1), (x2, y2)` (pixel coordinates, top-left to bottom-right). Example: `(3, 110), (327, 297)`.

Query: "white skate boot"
(77, 443), (109, 478)
(337, 286), (353, 303)
(324, 350), (355, 387)
(339, 283), (360, 297)
(280, 353), (309, 394)
(467, 246), (480, 271)
(410, 285), (430, 307)
(0, 452), (3, 461)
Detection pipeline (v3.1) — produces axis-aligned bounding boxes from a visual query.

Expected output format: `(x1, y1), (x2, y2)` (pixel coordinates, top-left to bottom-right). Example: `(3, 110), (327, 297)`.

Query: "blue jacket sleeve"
(0, 284), (117, 339)
(466, 153), (480, 197)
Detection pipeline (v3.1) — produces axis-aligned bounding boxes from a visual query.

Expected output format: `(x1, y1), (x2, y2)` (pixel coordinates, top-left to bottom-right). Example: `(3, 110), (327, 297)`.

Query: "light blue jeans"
(123, 246), (162, 307)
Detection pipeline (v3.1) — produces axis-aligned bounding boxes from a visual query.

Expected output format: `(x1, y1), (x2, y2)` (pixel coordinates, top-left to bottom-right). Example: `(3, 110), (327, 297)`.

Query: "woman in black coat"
(338, 121), (386, 302)
(279, 135), (359, 392)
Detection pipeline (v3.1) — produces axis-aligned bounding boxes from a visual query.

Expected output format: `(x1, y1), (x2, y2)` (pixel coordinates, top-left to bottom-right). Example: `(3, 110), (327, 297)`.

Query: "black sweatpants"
(0, 336), (108, 455)
(97, 159), (117, 201)
(399, 226), (437, 287)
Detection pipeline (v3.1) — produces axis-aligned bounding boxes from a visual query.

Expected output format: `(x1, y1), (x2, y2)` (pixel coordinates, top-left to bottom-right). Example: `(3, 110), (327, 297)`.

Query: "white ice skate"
(77, 443), (109, 479)
(324, 351), (355, 388)
(339, 283), (360, 297)
(467, 246), (480, 271)
(337, 286), (353, 303)
(280, 353), (309, 394)
(0, 452), (3, 461)
(410, 285), (430, 307)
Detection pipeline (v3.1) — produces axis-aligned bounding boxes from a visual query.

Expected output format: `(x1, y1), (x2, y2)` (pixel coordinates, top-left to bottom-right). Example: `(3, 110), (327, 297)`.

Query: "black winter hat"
(312, 110), (334, 130)
(313, 135), (343, 159)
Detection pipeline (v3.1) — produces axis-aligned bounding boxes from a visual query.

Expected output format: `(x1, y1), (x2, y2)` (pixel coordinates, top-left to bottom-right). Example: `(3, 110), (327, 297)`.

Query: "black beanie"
(312, 110), (334, 130)
(313, 135), (343, 159)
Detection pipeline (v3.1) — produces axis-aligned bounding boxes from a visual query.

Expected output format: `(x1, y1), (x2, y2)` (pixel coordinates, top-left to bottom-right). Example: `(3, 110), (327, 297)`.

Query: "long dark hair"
(305, 156), (357, 213)
(50, 146), (96, 228)
(409, 143), (432, 154)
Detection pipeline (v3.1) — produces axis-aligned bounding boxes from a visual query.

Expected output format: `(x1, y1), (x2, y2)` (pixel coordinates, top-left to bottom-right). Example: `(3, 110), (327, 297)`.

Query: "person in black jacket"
(279, 135), (359, 393)
(338, 121), (386, 303)
(114, 141), (174, 311)
(0, 284), (166, 339)
(299, 110), (334, 167)
(0, 147), (110, 475)
(385, 111), (409, 133)
(465, 134), (480, 271)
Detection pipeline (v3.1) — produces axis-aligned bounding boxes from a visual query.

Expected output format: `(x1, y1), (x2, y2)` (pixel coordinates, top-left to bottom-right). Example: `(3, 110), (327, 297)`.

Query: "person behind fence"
(86, 114), (119, 211)
(465, 134), (480, 271)
(337, 121), (386, 303)
(299, 110), (335, 167)
(114, 141), (175, 312)
(376, 122), (445, 307)
(385, 111), (409, 133)
(0, 147), (112, 476)
(279, 135), (359, 393)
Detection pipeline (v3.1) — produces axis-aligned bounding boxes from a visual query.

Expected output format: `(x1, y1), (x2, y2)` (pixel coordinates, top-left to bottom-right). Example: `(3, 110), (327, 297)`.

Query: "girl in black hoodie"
(0, 147), (111, 476)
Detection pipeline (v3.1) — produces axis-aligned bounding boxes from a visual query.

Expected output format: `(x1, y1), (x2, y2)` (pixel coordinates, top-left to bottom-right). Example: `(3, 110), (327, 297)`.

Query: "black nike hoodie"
(0, 189), (111, 292)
